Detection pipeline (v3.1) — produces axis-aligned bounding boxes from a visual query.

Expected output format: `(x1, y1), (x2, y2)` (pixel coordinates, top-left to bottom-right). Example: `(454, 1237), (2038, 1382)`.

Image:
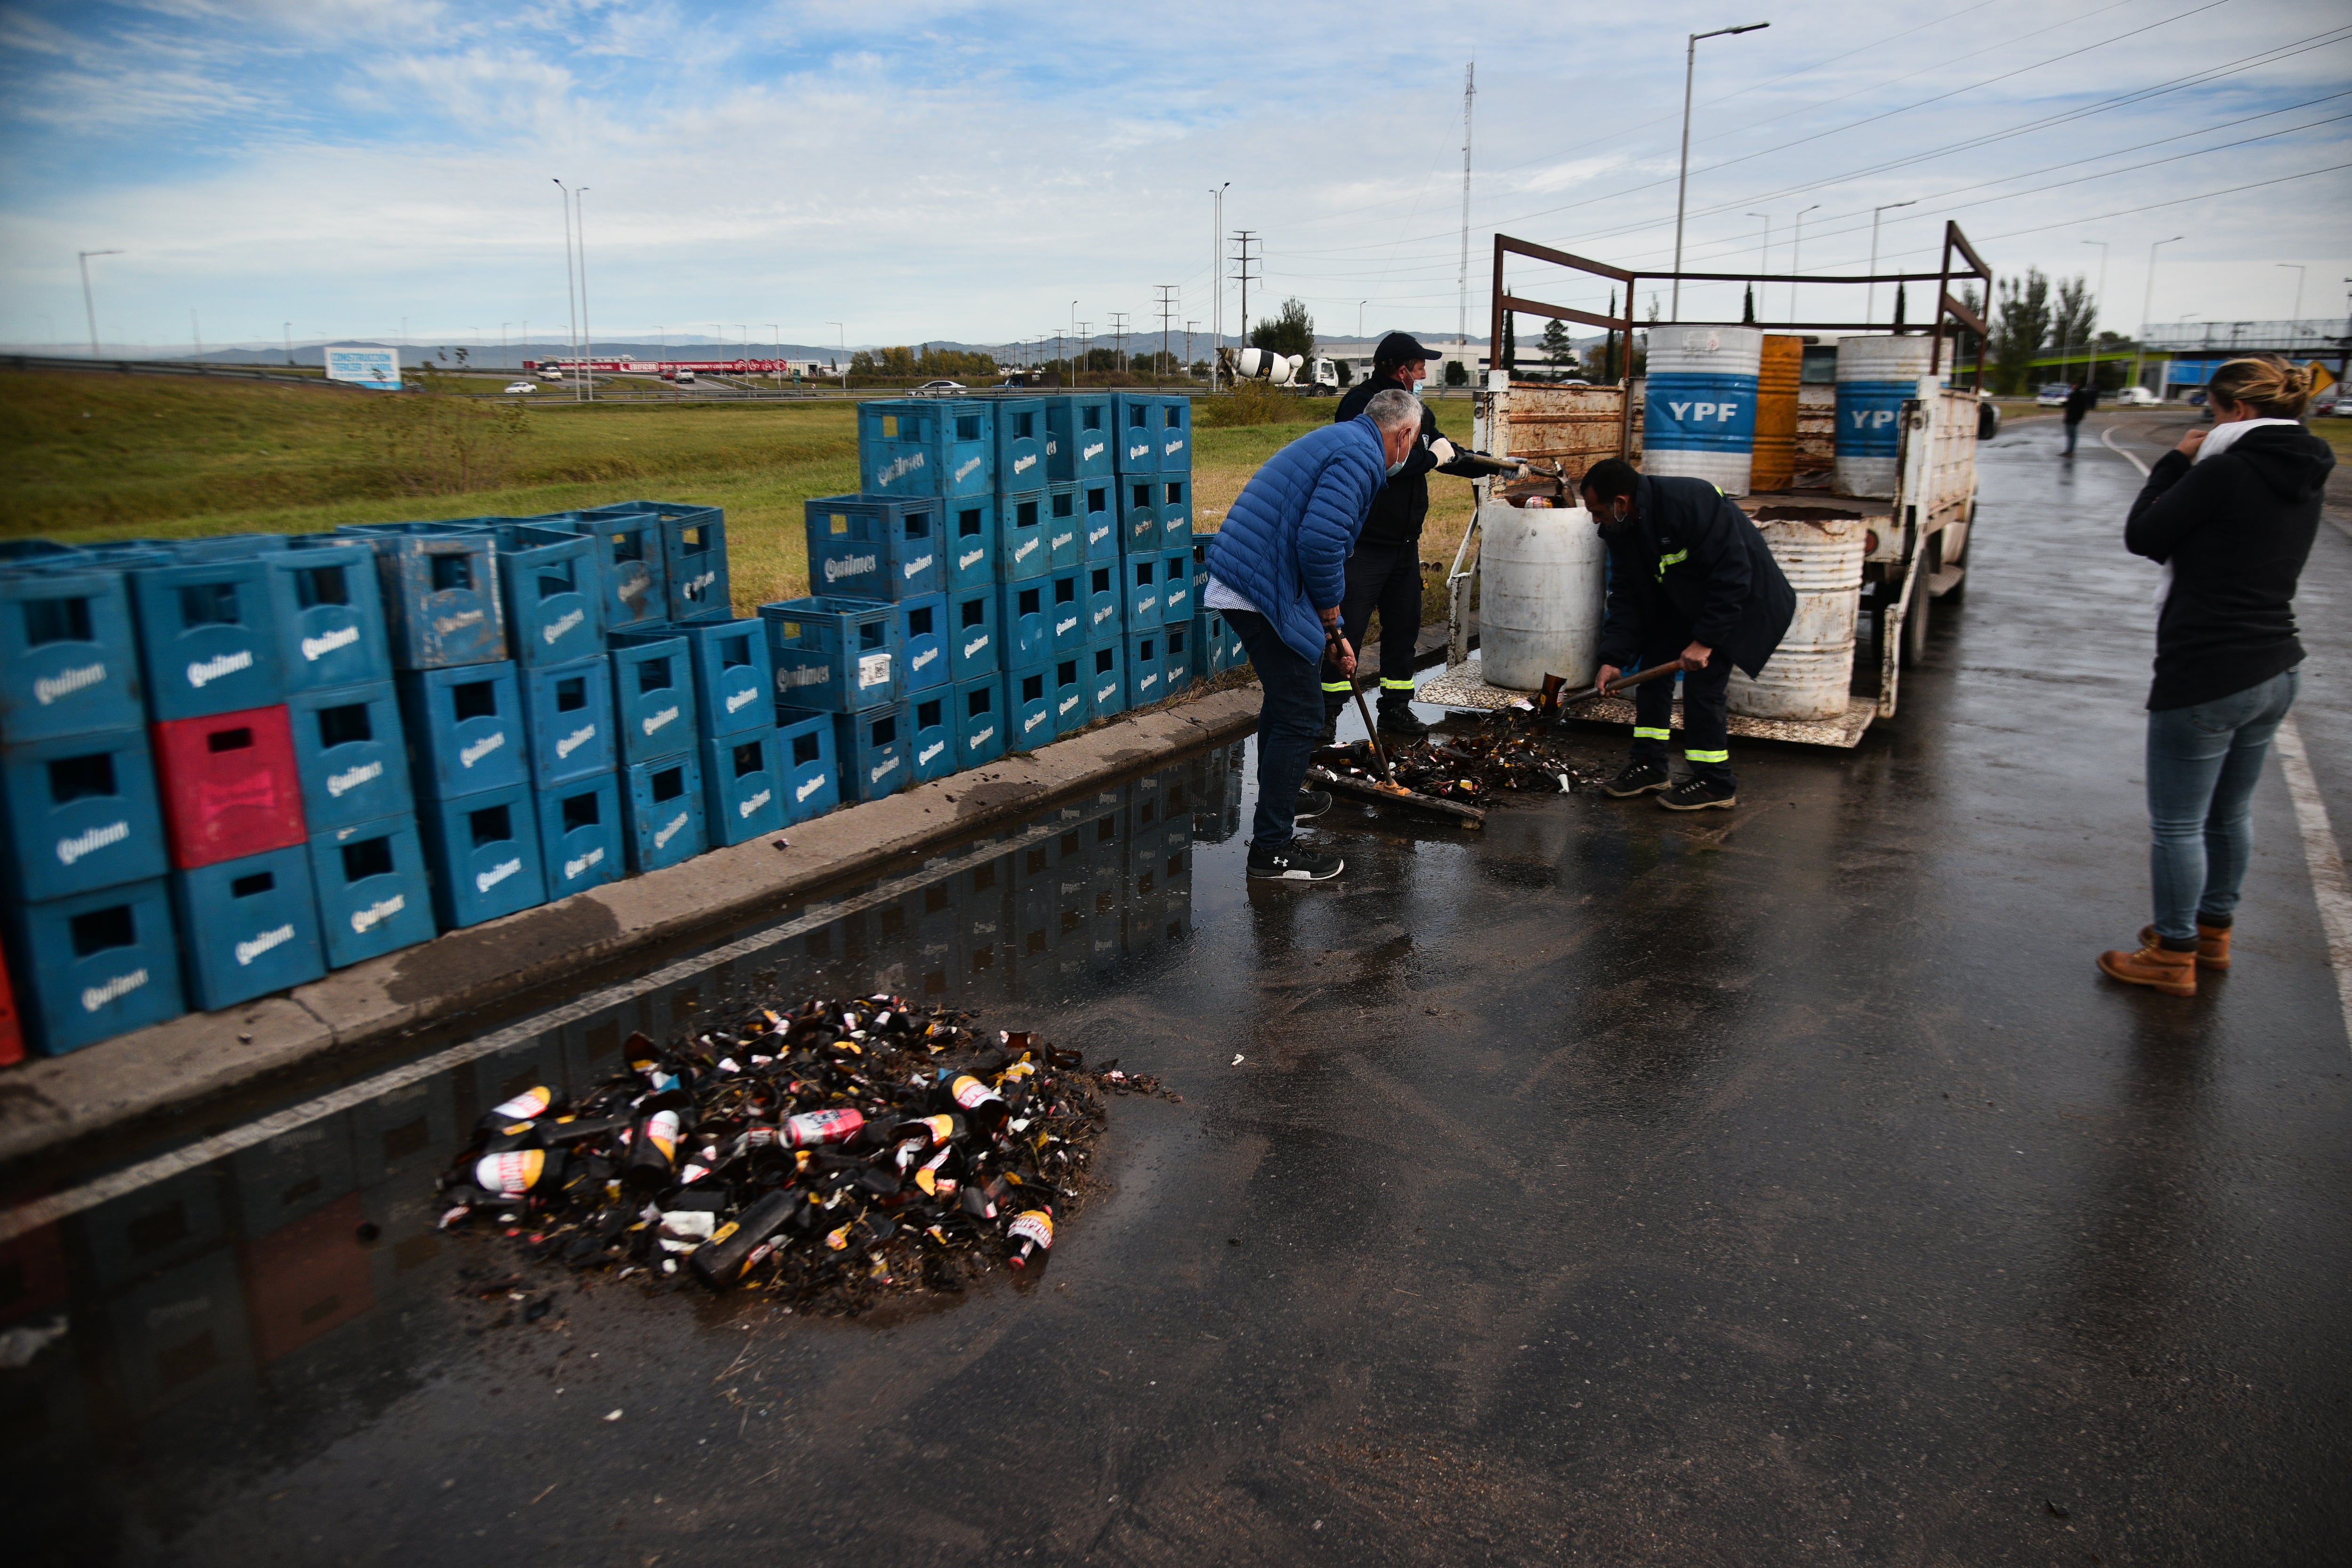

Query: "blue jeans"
(2145, 668), (2298, 940)
(2063, 419), (2082, 454)
(1227, 608), (1321, 851)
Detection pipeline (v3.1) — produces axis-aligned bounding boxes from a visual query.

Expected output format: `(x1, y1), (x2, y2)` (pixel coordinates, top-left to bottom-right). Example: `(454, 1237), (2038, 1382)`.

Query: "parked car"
(2034, 382), (2073, 406)
(502, 381), (537, 394)
(912, 380), (967, 397)
(2314, 390), (2346, 418)
(2112, 385), (2158, 406)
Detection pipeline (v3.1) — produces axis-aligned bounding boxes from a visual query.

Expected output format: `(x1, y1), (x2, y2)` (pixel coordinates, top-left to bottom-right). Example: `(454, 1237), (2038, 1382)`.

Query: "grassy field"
(0, 369), (1483, 619)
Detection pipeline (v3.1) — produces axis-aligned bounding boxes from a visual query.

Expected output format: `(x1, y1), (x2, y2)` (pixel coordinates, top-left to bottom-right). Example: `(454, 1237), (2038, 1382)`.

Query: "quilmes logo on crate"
(82, 966), (151, 1013)
(540, 609), (586, 648)
(1054, 607), (1080, 642)
(736, 788), (772, 820)
(901, 550), (936, 583)
(350, 893), (407, 933)
(723, 687), (761, 719)
(640, 704), (682, 740)
(918, 736), (947, 770)
(1091, 601), (1118, 634)
(187, 649), (254, 690)
(967, 718), (994, 750)
(564, 845), (605, 882)
(326, 759), (383, 799)
(795, 770), (829, 804)
(954, 454), (984, 486)
(1057, 690), (1082, 722)
(476, 857), (524, 894)
(1008, 450), (1040, 482)
(957, 538), (988, 576)
(35, 660), (110, 706)
(435, 605), (488, 639)
(56, 819), (131, 866)
(876, 451), (925, 488)
(653, 810), (691, 851)
(234, 923), (298, 967)
(1125, 437), (1152, 466)
(821, 549), (879, 587)
(869, 753), (900, 787)
(778, 664), (831, 694)
(459, 731), (505, 770)
(302, 625), (363, 663)
(1083, 437), (1106, 465)
(1010, 534), (1041, 570)
(1021, 705), (1049, 740)
(962, 628), (991, 661)
(556, 723), (599, 761)
(908, 644), (942, 681)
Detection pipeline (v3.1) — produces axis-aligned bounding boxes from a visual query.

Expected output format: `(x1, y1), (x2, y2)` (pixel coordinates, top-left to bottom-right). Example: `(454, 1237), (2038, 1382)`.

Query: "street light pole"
(1669, 22), (1769, 321)
(77, 249), (122, 359)
(1866, 200), (1916, 324)
(2079, 239), (2108, 388)
(2132, 236), (2184, 397)
(553, 179), (580, 400)
(284, 321), (294, 366)
(1747, 212), (1770, 320)
(576, 189), (593, 402)
(2276, 263), (2305, 336)
(1789, 203), (1820, 321)
(1209, 183), (1228, 390)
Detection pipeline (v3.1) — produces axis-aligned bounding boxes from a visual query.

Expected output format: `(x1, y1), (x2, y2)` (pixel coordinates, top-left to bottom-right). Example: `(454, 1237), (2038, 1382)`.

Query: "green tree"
(1248, 297), (1314, 358)
(1992, 268), (2053, 394)
(1444, 359), (1468, 388)
(2050, 274), (2097, 369)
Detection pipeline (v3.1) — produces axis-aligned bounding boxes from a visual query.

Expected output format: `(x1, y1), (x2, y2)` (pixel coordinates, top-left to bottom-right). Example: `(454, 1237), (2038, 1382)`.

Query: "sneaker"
(1602, 759), (1671, 797)
(1376, 701), (1429, 741)
(1247, 844), (1345, 881)
(1658, 776), (1737, 811)
(1295, 788), (1334, 821)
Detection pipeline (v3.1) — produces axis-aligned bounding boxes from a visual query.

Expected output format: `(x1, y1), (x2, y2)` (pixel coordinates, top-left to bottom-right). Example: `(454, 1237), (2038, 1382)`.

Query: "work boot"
(1658, 776), (1737, 811)
(1295, 788), (1334, 822)
(2137, 920), (2232, 971)
(1603, 759), (1671, 797)
(1247, 844), (1344, 882)
(1317, 705), (1343, 748)
(1376, 700), (1429, 741)
(2098, 936), (2197, 996)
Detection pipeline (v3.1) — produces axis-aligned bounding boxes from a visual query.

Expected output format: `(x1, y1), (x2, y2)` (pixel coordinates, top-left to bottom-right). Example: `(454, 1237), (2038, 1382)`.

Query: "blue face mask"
(1385, 459), (1407, 479)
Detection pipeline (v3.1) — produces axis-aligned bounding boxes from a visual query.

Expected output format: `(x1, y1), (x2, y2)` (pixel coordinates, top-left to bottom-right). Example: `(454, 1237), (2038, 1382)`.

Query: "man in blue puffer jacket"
(1204, 387), (1425, 881)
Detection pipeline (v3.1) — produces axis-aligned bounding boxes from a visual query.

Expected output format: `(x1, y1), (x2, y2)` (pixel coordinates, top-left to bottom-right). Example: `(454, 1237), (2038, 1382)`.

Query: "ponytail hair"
(2207, 355), (2313, 419)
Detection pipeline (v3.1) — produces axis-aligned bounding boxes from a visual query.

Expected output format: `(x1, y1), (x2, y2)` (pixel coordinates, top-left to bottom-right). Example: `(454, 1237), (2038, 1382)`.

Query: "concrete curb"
(0, 684), (1265, 1173)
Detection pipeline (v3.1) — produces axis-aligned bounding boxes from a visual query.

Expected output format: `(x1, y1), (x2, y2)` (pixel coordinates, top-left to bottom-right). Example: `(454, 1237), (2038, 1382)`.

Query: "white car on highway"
(503, 381), (537, 394)
(2111, 385), (2158, 406)
(2034, 382), (2073, 406)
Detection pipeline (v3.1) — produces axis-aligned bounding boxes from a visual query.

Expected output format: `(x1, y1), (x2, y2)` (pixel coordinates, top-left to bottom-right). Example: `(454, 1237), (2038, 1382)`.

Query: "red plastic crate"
(238, 1190), (376, 1365)
(152, 704), (308, 869)
(0, 943), (21, 1067)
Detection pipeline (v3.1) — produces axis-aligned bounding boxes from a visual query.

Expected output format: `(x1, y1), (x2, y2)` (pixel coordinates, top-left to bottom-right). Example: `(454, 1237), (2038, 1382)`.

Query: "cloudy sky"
(0, 0), (2346, 355)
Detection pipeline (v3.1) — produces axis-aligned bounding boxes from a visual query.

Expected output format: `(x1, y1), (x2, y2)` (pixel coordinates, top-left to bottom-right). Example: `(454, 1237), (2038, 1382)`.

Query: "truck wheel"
(1901, 537), (1940, 667)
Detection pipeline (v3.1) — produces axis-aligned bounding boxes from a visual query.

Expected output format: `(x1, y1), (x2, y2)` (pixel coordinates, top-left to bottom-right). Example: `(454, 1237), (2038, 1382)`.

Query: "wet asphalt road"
(5, 417), (2350, 1566)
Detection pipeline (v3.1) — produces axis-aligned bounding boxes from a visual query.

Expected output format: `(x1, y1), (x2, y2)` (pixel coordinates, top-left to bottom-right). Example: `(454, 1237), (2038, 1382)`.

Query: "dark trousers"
(1319, 541), (1423, 711)
(1629, 623), (1735, 787)
(1227, 608), (1321, 851)
(2064, 417), (2083, 455)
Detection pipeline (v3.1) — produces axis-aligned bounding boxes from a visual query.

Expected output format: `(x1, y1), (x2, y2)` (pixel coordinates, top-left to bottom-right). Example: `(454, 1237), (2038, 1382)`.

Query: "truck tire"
(1901, 535), (1940, 667)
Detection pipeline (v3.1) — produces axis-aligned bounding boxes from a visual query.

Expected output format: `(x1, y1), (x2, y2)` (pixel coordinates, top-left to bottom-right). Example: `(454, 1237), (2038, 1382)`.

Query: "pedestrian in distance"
(2098, 356), (2332, 997)
(1204, 388), (1425, 882)
(2063, 381), (2099, 457)
(1320, 332), (1497, 746)
(1582, 457), (1796, 812)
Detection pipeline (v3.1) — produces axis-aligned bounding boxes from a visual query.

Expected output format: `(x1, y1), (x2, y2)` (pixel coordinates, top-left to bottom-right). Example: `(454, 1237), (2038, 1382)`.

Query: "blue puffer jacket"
(1205, 414), (1388, 662)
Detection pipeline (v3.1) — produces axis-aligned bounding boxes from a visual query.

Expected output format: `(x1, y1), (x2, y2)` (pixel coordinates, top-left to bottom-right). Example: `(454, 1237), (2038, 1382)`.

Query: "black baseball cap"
(1374, 331), (1442, 366)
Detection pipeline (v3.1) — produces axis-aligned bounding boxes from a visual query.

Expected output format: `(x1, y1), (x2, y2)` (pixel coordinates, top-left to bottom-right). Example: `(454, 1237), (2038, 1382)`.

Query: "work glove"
(1429, 437), (1458, 465)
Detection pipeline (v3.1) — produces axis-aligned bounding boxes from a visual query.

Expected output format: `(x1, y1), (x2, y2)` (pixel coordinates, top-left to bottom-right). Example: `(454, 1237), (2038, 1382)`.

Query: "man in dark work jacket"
(1322, 332), (1489, 741)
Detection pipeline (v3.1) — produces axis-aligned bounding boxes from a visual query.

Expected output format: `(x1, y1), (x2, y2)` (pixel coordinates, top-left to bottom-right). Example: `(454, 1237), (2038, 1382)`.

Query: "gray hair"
(1364, 387), (1421, 435)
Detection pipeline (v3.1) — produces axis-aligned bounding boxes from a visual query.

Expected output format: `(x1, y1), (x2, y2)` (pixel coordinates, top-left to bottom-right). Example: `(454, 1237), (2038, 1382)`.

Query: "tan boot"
(2099, 938), (2198, 997)
(2138, 922), (2231, 971)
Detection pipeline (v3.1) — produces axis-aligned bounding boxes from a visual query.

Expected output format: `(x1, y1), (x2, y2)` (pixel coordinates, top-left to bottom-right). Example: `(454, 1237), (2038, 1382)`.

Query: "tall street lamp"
(78, 248), (122, 359)
(1789, 203), (1820, 320)
(2078, 239), (2108, 387)
(1865, 200), (1916, 324)
(554, 179), (581, 399)
(2132, 236), (2184, 397)
(2276, 263), (2305, 334)
(1670, 21), (1769, 320)
(1209, 183), (1229, 390)
(1747, 212), (1770, 321)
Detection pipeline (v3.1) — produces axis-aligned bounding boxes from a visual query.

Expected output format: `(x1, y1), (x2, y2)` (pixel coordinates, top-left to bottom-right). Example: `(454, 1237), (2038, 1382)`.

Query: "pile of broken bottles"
(435, 996), (1133, 1306)
(1318, 699), (1611, 804)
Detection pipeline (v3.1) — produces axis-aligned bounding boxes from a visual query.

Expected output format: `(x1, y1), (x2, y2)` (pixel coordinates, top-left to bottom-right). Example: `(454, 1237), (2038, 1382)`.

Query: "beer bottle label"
(825, 1222), (853, 1252)
(477, 1151), (546, 1195)
(1008, 1210), (1054, 1250)
(950, 1075), (1001, 1111)
(785, 1107), (865, 1147)
(642, 1109), (681, 1162)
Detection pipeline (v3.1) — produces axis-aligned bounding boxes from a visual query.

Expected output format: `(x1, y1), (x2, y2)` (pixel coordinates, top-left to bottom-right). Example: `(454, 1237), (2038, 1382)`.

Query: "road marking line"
(0, 816), (1077, 1244)
(2099, 422), (2151, 475)
(2274, 717), (2352, 1051)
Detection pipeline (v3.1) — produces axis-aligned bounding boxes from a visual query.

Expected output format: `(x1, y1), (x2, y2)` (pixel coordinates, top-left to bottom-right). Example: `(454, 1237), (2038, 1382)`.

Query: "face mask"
(1386, 460), (1407, 478)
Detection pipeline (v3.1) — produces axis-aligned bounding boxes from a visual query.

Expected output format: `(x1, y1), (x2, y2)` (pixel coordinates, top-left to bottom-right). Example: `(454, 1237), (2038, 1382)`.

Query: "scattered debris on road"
(1316, 702), (1611, 803)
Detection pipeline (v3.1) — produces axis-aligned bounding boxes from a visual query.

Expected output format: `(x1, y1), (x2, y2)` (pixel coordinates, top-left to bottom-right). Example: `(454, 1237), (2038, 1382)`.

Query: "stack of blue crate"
(607, 623), (706, 874)
(1115, 393), (1196, 708)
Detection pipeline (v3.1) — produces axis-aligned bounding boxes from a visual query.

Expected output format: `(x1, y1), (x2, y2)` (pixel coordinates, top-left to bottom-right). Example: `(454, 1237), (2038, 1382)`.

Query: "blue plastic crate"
(1051, 653), (1089, 739)
(286, 680), (413, 833)
(396, 661), (529, 799)
(1158, 474), (1193, 546)
(1124, 629), (1164, 708)
(1006, 662), (1054, 752)
(1124, 555), (1165, 629)
(781, 705), (906, 804)
(308, 814), (436, 969)
(761, 597), (900, 715)
(898, 594), (951, 694)
(954, 674), (1006, 769)
(778, 711), (840, 824)
(702, 731), (786, 846)
(945, 498), (996, 592)
(659, 507), (729, 623)
(1087, 639), (1127, 719)
(995, 491), (1049, 582)
(1162, 621), (1195, 694)
(170, 844), (326, 1011)
(1160, 547), (1194, 626)
(1155, 395), (1193, 470)
(127, 555), (283, 720)
(534, 775), (624, 900)
(906, 692), (955, 784)
(994, 397), (1048, 489)
(1078, 478), (1119, 563)
(338, 524), (508, 670)
(0, 876), (183, 1054)
(1047, 571), (1088, 658)
(482, 524), (602, 669)
(1083, 564), (1124, 646)
(948, 586), (998, 683)
(668, 618), (773, 739)
(538, 512), (667, 634)
(608, 632), (699, 764)
(1043, 393), (1114, 481)
(621, 754), (707, 872)
(262, 539), (393, 694)
(1194, 611), (1226, 676)
(414, 782), (545, 929)
(0, 562), (146, 744)
(0, 540), (81, 565)
(0, 726), (167, 903)
(1045, 483), (1082, 570)
(998, 581), (1052, 669)
(1114, 394), (1161, 475)
(804, 495), (947, 600)
(1117, 477), (1159, 555)
(518, 654), (615, 786)
(857, 399), (994, 498)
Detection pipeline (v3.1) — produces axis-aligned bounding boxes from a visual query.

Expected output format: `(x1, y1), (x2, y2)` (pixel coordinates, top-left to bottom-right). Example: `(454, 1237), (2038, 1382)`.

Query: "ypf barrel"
(1749, 335), (1803, 492)
(1641, 326), (1761, 494)
(1727, 512), (1866, 721)
(1834, 335), (1935, 498)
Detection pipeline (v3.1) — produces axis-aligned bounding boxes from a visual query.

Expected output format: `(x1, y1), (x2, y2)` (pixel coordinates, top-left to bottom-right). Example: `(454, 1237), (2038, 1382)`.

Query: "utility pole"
(1457, 61), (1475, 368)
(285, 321), (294, 366)
(1209, 183), (1229, 390)
(1231, 231), (1260, 350)
(190, 309), (202, 362)
(2276, 263), (2305, 336)
(2131, 237), (2183, 397)
(1789, 204), (1820, 320)
(1670, 23), (1769, 321)
(1185, 321), (1197, 376)
(2081, 239), (2109, 387)
(1109, 311), (1129, 378)
(78, 249), (121, 359)
(554, 179), (580, 400)
(500, 322), (509, 368)
(1070, 301), (1080, 385)
(1154, 286), (1178, 382)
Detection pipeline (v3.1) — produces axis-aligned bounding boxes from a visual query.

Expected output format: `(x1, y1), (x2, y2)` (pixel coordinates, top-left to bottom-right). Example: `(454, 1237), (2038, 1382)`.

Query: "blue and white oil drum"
(1834, 335), (1936, 498)
(1642, 326), (1761, 495)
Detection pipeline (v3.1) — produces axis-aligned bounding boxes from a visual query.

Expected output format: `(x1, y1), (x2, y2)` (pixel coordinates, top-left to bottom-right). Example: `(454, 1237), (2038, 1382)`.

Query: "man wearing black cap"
(1322, 331), (1488, 742)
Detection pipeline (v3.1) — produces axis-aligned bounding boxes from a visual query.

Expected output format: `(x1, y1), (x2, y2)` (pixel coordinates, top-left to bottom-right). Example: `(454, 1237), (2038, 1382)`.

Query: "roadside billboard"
(325, 347), (401, 390)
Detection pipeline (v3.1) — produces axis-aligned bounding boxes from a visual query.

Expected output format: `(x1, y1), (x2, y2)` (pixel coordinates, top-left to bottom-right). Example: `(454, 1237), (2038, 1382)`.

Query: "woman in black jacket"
(2100, 357), (2333, 996)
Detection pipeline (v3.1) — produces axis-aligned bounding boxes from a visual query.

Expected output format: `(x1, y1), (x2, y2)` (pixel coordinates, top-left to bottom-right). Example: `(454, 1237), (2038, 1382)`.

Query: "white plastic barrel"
(1642, 326), (1761, 494)
(1478, 499), (1606, 690)
(1834, 335), (1935, 498)
(1727, 511), (1866, 720)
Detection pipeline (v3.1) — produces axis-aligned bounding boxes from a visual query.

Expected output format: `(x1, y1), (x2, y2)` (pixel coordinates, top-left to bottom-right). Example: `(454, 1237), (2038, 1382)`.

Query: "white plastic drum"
(1834, 335), (1935, 498)
(1478, 499), (1607, 691)
(1642, 326), (1762, 495)
(1727, 511), (1866, 721)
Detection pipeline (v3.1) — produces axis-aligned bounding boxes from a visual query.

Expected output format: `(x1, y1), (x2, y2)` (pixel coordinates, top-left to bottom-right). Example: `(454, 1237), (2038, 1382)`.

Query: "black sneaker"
(1603, 759), (1671, 797)
(1247, 844), (1345, 881)
(1375, 701), (1429, 741)
(1658, 776), (1736, 811)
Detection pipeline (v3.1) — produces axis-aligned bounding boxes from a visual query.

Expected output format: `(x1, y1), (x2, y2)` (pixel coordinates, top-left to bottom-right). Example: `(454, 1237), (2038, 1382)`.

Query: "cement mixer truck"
(1217, 347), (1341, 396)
